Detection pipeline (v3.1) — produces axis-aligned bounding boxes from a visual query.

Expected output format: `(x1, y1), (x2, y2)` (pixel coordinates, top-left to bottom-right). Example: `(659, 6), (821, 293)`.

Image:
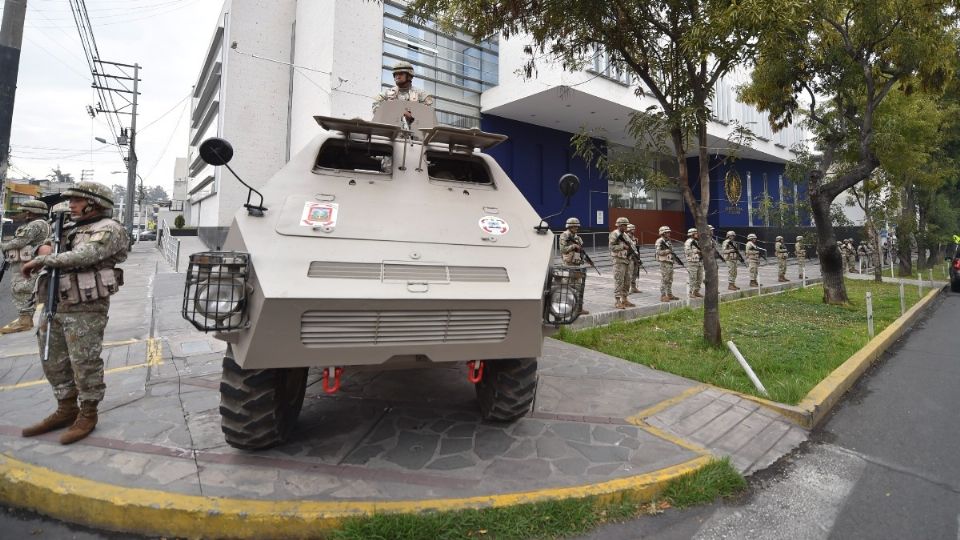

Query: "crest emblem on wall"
(724, 170), (743, 207)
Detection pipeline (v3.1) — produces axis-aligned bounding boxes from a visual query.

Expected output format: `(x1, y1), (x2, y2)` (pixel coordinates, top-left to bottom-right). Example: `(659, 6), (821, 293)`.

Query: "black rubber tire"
(476, 358), (538, 422)
(951, 278), (960, 293)
(219, 352), (308, 450)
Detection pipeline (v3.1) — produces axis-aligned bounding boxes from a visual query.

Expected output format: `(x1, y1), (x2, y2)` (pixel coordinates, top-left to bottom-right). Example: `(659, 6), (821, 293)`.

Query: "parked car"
(138, 230), (157, 241)
(948, 243), (960, 293)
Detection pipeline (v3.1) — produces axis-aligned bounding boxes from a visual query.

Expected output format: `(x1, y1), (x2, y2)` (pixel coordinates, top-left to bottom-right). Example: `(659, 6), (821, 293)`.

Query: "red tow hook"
(467, 360), (484, 384)
(322, 367), (343, 394)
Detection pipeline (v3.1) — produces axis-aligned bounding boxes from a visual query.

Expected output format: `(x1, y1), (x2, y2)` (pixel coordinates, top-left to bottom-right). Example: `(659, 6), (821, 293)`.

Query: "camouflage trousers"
(797, 257), (805, 279)
(726, 258), (737, 284)
(613, 259), (630, 299)
(777, 256), (787, 279)
(37, 312), (108, 402)
(8, 262), (38, 315)
(688, 262), (703, 293)
(630, 259), (640, 286)
(659, 261), (674, 296)
(845, 255), (856, 273)
(749, 260), (759, 282)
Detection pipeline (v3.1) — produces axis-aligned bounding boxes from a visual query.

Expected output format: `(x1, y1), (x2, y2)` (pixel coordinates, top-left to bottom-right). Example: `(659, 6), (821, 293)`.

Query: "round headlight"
(195, 278), (244, 320)
(549, 289), (577, 318)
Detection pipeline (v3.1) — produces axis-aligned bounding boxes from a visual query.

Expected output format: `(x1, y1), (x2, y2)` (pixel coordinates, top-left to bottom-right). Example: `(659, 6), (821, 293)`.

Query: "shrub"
(174, 215), (185, 229)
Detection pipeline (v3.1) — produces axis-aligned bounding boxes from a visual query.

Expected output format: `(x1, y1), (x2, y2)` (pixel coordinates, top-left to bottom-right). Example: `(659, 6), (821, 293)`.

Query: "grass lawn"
(559, 279), (926, 405)
(330, 459), (744, 540)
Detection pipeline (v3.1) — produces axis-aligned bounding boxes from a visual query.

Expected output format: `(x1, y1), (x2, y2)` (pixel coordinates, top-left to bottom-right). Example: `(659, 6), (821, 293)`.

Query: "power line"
(142, 101), (188, 180)
(138, 92), (191, 134)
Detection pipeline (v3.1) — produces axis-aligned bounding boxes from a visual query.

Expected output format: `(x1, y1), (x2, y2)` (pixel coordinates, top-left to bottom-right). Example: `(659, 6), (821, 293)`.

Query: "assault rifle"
(580, 249), (601, 276)
(615, 233), (647, 273)
(41, 212), (66, 363)
(727, 241), (747, 266)
(0, 259), (8, 284)
(659, 237), (686, 268)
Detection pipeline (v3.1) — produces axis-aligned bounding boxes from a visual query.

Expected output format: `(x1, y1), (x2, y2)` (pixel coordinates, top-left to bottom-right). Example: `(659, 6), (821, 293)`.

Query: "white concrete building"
(185, 0), (810, 247)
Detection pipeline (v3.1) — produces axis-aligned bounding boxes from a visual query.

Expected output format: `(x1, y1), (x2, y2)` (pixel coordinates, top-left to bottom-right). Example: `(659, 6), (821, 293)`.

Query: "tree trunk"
(810, 190), (848, 304)
(897, 185), (915, 277)
(867, 220), (882, 283)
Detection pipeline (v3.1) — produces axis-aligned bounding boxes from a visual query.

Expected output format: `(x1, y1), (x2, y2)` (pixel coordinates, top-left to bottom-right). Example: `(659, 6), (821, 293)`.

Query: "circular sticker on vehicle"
(479, 216), (509, 235)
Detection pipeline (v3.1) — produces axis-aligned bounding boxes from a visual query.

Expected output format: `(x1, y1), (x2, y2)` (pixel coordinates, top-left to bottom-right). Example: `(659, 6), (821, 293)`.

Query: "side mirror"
(558, 173), (580, 198)
(199, 138), (234, 166)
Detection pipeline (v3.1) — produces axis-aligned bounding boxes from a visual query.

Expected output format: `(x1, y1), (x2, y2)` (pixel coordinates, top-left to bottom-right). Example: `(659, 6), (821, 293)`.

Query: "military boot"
(0, 314), (33, 335)
(668, 294), (680, 300)
(623, 298), (636, 307)
(22, 398), (79, 437)
(694, 291), (704, 298)
(660, 294), (670, 302)
(728, 284), (740, 291)
(59, 400), (98, 445)
(750, 280), (760, 287)
(630, 286), (641, 294)
(615, 298), (626, 309)
(778, 277), (789, 283)
(578, 307), (590, 315)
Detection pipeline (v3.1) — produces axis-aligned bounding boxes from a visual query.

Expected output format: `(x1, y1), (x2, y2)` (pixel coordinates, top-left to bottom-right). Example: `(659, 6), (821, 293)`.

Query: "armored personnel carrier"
(183, 101), (585, 449)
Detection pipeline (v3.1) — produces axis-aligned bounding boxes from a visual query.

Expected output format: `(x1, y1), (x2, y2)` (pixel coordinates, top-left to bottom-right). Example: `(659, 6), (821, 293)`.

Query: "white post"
(929, 269), (933, 285)
(890, 258), (895, 279)
(858, 258), (862, 274)
(899, 282), (905, 316)
(866, 292), (874, 338)
(686, 283), (690, 307)
(918, 274), (923, 298)
(726, 341), (769, 397)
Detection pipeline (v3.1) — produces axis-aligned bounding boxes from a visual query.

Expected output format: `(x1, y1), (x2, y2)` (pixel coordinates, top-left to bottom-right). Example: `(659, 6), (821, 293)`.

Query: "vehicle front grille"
(300, 309), (511, 347)
(308, 261), (508, 283)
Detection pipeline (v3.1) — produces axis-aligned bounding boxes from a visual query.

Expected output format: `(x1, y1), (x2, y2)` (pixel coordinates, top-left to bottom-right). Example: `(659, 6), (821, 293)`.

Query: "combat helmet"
(747, 233), (758, 240)
(627, 224), (636, 231)
(50, 201), (70, 215)
(796, 235), (804, 242)
(776, 235), (784, 241)
(658, 225), (671, 234)
(565, 217), (581, 228)
(615, 217), (629, 226)
(726, 230), (736, 238)
(62, 181), (114, 210)
(392, 61), (415, 77)
(688, 227), (697, 235)
(17, 199), (48, 215)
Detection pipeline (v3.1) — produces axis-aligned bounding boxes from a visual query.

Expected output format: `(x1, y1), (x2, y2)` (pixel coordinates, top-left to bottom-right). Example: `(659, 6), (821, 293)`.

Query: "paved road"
(580, 288), (960, 540)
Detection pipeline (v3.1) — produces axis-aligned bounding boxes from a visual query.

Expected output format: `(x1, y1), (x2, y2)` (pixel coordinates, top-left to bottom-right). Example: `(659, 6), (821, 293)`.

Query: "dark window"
(426, 152), (493, 185)
(314, 140), (393, 174)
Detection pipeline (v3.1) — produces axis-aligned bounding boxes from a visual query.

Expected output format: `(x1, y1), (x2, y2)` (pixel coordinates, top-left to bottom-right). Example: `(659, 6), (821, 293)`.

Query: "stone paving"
(0, 241), (811, 510)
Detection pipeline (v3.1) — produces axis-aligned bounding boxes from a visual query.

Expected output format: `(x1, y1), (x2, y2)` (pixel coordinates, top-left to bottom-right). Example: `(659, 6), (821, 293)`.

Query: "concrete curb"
(0, 450), (713, 539)
(733, 287), (944, 429)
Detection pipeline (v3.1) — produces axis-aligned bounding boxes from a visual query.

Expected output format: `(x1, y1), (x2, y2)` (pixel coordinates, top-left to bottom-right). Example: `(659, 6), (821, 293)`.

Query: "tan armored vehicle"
(183, 101), (585, 449)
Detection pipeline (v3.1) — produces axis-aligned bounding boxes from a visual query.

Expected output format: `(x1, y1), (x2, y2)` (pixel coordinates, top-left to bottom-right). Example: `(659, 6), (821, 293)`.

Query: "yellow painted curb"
(726, 287), (943, 429)
(0, 452), (713, 539)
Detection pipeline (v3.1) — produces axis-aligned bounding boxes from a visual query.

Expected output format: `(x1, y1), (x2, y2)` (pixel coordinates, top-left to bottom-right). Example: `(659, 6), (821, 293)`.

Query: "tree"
(741, 0), (957, 303)
(110, 184), (126, 205)
(47, 165), (74, 183)
(174, 214), (185, 229)
(144, 185), (169, 204)
(406, 0), (796, 346)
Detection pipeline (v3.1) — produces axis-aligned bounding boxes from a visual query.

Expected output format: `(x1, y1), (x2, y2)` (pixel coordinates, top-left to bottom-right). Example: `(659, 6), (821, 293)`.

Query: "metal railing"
(158, 219), (181, 271)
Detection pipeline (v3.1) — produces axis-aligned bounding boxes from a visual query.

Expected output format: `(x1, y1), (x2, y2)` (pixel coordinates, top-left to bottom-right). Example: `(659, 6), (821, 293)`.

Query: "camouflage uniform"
(372, 86), (434, 113)
(775, 237), (789, 281)
(721, 235), (739, 289)
(558, 229), (584, 266)
(654, 228), (675, 300)
(745, 236), (761, 285)
(844, 240), (857, 273)
(857, 242), (868, 272)
(626, 227), (641, 293)
(795, 236), (806, 279)
(609, 220), (632, 307)
(2, 215), (50, 317)
(33, 214), (128, 403)
(684, 229), (703, 297)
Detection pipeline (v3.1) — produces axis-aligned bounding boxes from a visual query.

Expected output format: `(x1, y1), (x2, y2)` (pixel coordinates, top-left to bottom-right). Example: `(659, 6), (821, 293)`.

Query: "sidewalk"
(0, 242), (816, 538)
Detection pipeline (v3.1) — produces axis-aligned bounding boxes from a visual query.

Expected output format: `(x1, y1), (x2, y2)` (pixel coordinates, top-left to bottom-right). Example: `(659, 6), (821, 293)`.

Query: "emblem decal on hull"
(479, 216), (509, 235)
(301, 202), (339, 227)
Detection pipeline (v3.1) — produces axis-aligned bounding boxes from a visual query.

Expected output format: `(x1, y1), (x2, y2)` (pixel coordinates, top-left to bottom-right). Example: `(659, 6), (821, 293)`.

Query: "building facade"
(185, 0), (810, 247)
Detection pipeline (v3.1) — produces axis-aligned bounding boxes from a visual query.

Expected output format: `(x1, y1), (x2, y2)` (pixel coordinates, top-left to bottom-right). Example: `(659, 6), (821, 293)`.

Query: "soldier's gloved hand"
(37, 245), (53, 256)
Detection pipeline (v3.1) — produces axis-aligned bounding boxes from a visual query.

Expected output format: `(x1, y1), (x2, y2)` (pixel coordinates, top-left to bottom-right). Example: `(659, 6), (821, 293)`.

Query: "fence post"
(929, 269), (933, 286)
(899, 282), (905, 316)
(726, 341), (769, 397)
(918, 273), (923, 298)
(890, 258), (895, 279)
(866, 292), (874, 338)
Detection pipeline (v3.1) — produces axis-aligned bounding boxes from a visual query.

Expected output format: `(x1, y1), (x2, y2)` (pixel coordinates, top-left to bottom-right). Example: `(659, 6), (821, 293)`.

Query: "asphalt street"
(580, 287), (960, 540)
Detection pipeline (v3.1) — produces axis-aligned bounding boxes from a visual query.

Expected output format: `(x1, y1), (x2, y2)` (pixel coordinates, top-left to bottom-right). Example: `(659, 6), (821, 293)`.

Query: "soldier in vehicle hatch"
(372, 61), (434, 126)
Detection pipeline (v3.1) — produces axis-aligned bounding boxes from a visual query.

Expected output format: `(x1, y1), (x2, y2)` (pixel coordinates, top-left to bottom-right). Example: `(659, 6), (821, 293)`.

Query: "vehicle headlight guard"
(182, 251), (251, 331)
(542, 265), (586, 326)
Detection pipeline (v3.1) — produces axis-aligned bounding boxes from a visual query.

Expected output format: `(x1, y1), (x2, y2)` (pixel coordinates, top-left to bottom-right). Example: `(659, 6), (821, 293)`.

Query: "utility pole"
(0, 0), (28, 225)
(125, 63), (139, 236)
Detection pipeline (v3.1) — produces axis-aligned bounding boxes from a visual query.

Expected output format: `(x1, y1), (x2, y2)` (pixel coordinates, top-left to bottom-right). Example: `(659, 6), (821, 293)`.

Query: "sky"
(2, 0), (224, 195)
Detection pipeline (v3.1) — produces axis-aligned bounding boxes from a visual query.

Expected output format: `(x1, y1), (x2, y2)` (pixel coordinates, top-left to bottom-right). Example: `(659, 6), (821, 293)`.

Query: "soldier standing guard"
(775, 235), (789, 282)
(654, 226), (679, 302)
(609, 217), (634, 309)
(626, 224), (641, 294)
(721, 231), (740, 291)
(745, 233), (762, 287)
(19, 182), (129, 445)
(684, 228), (704, 298)
(845, 239), (857, 273)
(1, 200), (50, 334)
(795, 235), (807, 280)
(558, 217), (589, 315)
(372, 61), (435, 125)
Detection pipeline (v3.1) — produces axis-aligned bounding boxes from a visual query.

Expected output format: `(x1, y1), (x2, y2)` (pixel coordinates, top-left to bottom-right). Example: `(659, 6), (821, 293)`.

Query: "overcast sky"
(2, 0), (224, 194)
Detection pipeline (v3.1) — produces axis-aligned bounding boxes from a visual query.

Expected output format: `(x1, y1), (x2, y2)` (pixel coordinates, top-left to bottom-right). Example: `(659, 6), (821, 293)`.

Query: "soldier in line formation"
(775, 235), (790, 283)
(559, 217), (589, 315)
(721, 231), (741, 291)
(654, 226), (680, 303)
(17, 183), (129, 445)
(609, 217), (637, 309)
(1, 200), (51, 334)
(795, 236), (807, 279)
(627, 224), (642, 294)
(745, 233), (763, 287)
(840, 238), (857, 273)
(684, 228), (704, 298)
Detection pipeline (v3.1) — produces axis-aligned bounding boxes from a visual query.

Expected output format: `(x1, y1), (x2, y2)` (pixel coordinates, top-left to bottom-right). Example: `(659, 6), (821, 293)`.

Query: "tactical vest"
(46, 218), (128, 306)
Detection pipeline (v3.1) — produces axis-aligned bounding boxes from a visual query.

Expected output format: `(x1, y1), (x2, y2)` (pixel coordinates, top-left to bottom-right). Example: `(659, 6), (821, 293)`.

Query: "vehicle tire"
(219, 350), (308, 450)
(951, 278), (960, 293)
(476, 358), (538, 422)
